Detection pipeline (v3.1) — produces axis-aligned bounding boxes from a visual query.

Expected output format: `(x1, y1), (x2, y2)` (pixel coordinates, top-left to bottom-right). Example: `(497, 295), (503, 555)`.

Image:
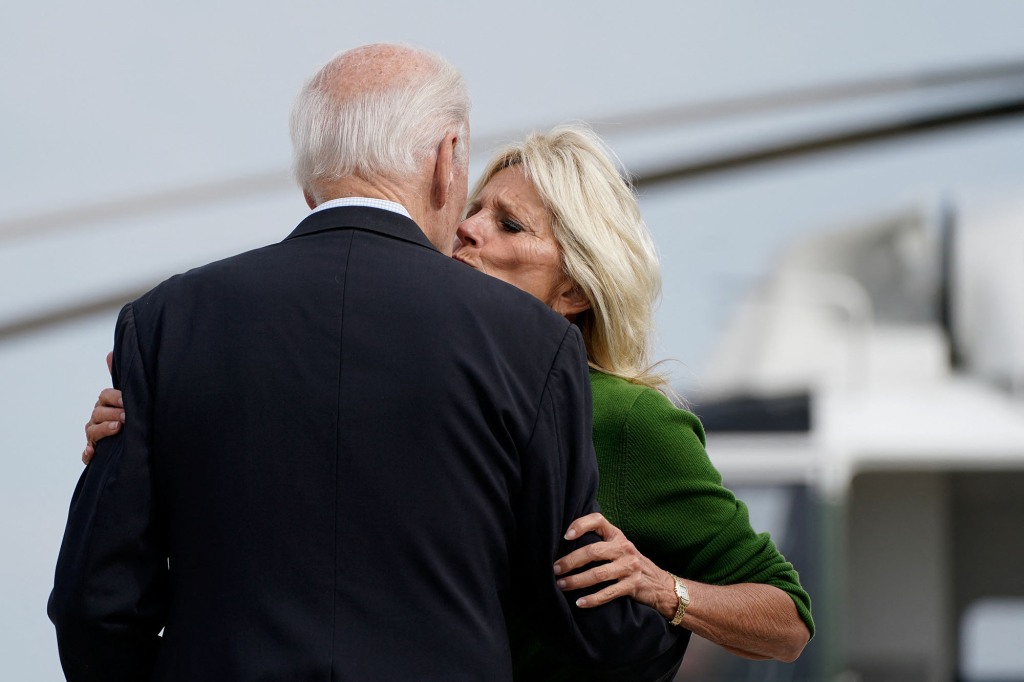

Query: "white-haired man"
(49, 44), (681, 680)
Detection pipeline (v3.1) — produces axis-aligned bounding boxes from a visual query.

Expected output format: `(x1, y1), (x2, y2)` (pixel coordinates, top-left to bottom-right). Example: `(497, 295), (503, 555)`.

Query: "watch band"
(668, 573), (690, 626)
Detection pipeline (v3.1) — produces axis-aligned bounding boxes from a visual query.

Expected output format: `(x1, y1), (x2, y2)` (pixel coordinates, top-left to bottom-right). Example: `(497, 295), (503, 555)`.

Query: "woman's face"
(452, 166), (588, 318)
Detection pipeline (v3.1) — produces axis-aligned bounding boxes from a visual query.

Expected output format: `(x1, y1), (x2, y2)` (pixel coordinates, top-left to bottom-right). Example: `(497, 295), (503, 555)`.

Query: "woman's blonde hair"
(471, 124), (667, 390)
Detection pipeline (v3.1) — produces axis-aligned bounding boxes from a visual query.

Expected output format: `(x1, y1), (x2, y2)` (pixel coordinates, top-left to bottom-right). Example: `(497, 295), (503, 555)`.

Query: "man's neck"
(307, 175), (449, 252)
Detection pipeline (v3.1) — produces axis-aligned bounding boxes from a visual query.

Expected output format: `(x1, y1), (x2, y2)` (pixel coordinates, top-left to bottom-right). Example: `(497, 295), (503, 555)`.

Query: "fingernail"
(117, 397), (123, 407)
(120, 412), (126, 422)
(109, 421), (119, 430)
(553, 563), (561, 574)
(557, 579), (566, 589)
(565, 529), (577, 540)
(576, 598), (587, 607)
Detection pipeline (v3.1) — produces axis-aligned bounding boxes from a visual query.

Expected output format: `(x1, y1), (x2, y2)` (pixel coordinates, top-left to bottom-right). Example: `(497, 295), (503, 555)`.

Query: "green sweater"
(512, 370), (814, 679)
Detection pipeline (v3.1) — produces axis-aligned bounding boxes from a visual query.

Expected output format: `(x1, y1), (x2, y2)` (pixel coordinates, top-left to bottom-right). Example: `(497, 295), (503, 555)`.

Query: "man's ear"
(303, 189), (317, 210)
(431, 131), (459, 210)
(552, 283), (591, 318)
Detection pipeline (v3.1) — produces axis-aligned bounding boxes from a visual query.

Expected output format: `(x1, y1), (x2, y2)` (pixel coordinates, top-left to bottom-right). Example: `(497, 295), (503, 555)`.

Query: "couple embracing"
(49, 44), (812, 681)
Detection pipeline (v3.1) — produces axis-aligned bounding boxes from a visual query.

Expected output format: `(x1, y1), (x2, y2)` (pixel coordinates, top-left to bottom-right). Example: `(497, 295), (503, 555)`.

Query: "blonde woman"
(85, 124), (812, 679)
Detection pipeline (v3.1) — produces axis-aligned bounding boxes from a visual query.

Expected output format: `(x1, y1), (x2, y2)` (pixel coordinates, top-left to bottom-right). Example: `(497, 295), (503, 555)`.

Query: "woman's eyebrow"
(495, 197), (531, 227)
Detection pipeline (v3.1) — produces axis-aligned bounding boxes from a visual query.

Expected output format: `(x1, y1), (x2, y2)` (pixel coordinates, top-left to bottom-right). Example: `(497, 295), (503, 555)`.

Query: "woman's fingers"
(87, 402), (124, 446)
(573, 580), (635, 608)
(556, 555), (639, 592)
(563, 512), (616, 540)
(556, 544), (673, 614)
(81, 381), (124, 465)
(91, 405), (124, 426)
(86, 418), (122, 446)
(97, 388), (123, 409)
(85, 396), (124, 459)
(555, 514), (636, 574)
(556, 540), (643, 588)
(557, 513), (626, 572)
(553, 511), (666, 612)
(554, 538), (625, 575)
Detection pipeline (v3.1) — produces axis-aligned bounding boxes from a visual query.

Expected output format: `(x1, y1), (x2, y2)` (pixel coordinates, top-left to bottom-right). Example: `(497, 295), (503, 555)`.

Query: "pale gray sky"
(3, 1), (1023, 215)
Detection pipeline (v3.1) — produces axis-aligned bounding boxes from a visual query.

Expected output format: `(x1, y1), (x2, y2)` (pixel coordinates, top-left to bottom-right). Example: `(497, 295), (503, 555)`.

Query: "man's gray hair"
(290, 45), (470, 190)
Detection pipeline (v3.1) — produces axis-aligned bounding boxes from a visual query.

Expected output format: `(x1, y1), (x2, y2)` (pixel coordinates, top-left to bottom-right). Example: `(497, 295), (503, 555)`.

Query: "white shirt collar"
(311, 197), (412, 220)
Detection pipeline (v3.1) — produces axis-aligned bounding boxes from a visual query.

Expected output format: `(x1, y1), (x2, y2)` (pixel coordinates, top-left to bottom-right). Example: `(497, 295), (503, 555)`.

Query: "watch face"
(676, 580), (690, 604)
(669, 576), (689, 626)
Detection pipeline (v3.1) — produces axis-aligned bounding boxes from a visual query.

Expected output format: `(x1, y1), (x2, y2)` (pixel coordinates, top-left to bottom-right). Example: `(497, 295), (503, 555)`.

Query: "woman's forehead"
(481, 167), (547, 215)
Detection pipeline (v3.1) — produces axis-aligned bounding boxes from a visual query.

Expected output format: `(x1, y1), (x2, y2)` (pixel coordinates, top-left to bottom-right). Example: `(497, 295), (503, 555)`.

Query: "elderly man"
(48, 44), (681, 680)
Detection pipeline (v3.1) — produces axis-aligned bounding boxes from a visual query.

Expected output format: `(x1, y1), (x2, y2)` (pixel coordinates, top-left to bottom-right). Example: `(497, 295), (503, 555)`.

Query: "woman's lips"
(452, 253), (478, 270)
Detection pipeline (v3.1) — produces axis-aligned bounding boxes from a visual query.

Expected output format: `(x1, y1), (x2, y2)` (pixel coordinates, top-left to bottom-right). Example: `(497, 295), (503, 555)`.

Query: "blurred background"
(3, 2), (1023, 680)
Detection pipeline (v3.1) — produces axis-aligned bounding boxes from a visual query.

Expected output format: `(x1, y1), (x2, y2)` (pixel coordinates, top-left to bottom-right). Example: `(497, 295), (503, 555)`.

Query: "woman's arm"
(675, 580), (808, 662)
(566, 373), (814, 663)
(554, 513), (809, 662)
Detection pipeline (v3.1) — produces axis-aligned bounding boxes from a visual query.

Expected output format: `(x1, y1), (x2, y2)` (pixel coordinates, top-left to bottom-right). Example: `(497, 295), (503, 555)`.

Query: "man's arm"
(48, 302), (168, 681)
(513, 325), (682, 678)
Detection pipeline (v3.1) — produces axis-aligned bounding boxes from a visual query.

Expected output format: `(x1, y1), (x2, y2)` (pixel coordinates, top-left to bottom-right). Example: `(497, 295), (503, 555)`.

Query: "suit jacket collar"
(284, 206), (439, 253)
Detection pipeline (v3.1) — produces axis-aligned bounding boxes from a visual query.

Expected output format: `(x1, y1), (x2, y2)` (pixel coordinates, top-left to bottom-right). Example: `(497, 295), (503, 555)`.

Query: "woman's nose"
(455, 216), (480, 247)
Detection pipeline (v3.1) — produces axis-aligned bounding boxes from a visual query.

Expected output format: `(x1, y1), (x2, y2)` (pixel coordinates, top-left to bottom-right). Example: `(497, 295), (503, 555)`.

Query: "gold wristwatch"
(668, 573), (690, 626)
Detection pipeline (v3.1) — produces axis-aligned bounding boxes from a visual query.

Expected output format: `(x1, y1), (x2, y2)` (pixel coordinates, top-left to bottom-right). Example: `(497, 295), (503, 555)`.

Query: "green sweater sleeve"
(591, 372), (814, 637)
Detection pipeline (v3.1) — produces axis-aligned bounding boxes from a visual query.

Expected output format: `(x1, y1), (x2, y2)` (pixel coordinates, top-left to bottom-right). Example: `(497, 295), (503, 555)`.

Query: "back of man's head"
(290, 44), (470, 198)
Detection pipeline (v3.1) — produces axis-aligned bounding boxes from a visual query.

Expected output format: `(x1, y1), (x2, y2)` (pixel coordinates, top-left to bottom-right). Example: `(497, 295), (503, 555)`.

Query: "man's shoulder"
(133, 241), (280, 308)
(443, 260), (571, 334)
(393, 258), (582, 392)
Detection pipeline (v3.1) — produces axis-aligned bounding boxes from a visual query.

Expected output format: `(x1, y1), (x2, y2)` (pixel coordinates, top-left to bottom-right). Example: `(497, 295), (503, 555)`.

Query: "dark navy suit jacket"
(48, 207), (681, 681)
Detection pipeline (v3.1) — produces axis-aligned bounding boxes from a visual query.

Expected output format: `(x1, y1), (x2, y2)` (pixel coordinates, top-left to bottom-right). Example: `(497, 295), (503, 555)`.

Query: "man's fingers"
(105, 351), (113, 376)
(82, 446), (94, 465)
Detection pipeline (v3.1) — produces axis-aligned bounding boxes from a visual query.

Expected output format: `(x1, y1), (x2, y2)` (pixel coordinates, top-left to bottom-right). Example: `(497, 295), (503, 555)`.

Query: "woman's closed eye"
(501, 217), (524, 234)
